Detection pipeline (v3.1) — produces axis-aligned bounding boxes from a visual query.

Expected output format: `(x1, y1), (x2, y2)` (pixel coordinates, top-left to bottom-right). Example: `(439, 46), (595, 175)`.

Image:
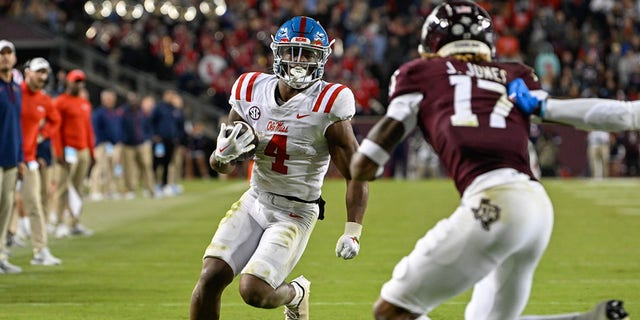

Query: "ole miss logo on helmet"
(292, 36), (310, 44)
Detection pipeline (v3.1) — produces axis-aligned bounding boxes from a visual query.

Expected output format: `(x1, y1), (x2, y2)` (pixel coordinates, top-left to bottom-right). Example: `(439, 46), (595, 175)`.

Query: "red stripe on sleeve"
(234, 73), (249, 100)
(323, 85), (347, 113)
(245, 72), (260, 102)
(312, 83), (336, 112)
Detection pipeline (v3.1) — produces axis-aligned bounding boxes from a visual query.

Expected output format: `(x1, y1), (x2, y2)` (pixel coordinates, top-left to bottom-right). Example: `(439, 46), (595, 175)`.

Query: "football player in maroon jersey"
(350, 1), (629, 320)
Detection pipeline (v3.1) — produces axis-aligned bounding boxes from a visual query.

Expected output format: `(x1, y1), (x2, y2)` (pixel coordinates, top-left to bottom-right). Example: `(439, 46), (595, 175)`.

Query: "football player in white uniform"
(190, 16), (368, 320)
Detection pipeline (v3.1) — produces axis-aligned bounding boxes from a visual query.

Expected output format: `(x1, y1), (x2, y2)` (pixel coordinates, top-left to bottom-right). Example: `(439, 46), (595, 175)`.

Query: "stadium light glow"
(84, 1), (96, 15)
(131, 4), (144, 19)
(115, 1), (127, 17)
(214, 5), (226, 16)
(168, 6), (179, 20)
(85, 26), (97, 39)
(83, 0), (227, 21)
(100, 1), (113, 18)
(184, 6), (197, 21)
(199, 2), (211, 15)
(214, 0), (226, 16)
(159, 1), (171, 15)
(144, 0), (155, 13)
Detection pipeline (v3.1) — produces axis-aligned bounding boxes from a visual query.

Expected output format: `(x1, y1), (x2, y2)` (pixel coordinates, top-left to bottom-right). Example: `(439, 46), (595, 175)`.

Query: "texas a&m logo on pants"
(472, 198), (500, 231)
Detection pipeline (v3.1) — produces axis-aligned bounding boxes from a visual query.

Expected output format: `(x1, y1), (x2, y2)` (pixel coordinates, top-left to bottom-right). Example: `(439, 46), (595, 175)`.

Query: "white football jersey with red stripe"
(229, 72), (355, 201)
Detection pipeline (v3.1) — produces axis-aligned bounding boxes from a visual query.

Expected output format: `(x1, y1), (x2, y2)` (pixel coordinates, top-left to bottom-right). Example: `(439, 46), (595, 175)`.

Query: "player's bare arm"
(350, 117), (405, 181)
(326, 119), (368, 225)
(327, 119), (368, 260)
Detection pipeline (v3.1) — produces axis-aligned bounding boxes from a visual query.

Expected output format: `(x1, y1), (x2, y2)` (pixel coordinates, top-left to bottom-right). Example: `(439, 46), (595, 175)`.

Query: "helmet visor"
(271, 38), (331, 89)
(277, 45), (322, 64)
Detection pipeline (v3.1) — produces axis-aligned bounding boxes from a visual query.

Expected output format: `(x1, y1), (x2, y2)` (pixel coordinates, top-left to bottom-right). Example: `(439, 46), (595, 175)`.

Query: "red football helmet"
(419, 0), (495, 58)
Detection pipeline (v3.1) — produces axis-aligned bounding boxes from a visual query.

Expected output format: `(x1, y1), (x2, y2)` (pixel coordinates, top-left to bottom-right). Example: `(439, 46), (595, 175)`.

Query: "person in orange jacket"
(19, 57), (62, 265)
(50, 69), (95, 237)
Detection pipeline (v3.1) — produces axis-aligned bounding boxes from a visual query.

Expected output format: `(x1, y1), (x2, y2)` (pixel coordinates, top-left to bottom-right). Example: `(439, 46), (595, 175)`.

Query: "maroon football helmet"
(419, 0), (495, 58)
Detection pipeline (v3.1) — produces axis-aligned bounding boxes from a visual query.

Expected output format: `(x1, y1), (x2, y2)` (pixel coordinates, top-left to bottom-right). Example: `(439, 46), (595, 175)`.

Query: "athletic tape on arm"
(359, 139), (390, 167)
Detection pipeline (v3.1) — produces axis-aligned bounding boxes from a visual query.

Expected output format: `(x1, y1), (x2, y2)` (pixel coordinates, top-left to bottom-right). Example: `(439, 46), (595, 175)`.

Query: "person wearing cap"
(19, 57), (62, 265)
(50, 69), (95, 237)
(0, 39), (25, 274)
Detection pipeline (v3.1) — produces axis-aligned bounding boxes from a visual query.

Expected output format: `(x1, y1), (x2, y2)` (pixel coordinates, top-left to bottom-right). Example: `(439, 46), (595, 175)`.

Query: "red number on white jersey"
(264, 134), (290, 174)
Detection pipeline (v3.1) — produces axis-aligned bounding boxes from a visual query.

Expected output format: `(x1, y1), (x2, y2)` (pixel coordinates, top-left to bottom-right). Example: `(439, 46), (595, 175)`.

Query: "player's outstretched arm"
(508, 78), (640, 131)
(544, 98), (640, 131)
(327, 120), (368, 260)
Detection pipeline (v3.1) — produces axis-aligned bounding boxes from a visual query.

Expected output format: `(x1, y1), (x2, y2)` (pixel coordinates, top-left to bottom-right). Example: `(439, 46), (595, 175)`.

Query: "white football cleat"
(284, 275), (310, 320)
(0, 258), (22, 274)
(31, 247), (62, 266)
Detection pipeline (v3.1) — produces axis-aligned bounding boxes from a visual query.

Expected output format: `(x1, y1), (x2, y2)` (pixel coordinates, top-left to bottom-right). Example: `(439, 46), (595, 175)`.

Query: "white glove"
(335, 222), (362, 260)
(214, 122), (256, 164)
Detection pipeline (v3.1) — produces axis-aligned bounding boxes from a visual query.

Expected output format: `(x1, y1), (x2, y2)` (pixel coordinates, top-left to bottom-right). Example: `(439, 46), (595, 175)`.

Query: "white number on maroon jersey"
(449, 75), (513, 129)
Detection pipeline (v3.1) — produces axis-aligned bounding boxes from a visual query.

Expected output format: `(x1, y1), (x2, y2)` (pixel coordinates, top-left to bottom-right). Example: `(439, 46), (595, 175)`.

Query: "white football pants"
(380, 169), (554, 319)
(203, 187), (319, 288)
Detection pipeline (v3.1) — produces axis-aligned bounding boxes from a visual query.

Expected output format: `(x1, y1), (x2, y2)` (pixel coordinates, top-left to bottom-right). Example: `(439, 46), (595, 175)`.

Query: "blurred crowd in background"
(3, 0), (640, 178)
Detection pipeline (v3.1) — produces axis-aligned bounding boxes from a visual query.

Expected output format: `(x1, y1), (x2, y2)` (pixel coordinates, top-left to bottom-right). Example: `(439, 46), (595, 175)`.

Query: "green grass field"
(0, 178), (638, 319)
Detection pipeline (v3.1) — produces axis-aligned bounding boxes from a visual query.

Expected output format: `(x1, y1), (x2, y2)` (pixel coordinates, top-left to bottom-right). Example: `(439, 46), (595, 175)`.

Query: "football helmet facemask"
(419, 0), (495, 59)
(271, 16), (334, 89)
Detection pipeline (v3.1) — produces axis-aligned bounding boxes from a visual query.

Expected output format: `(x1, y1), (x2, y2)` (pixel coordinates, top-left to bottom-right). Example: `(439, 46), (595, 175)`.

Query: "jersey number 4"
(264, 134), (290, 174)
(449, 75), (514, 129)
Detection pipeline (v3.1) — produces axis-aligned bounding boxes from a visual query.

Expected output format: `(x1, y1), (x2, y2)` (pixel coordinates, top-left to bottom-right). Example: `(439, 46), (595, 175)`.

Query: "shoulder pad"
(312, 82), (355, 121)
(231, 72), (267, 102)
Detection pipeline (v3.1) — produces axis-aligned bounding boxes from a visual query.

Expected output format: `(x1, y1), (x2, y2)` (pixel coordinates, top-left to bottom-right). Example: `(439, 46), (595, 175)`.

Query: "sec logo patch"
(248, 106), (261, 120)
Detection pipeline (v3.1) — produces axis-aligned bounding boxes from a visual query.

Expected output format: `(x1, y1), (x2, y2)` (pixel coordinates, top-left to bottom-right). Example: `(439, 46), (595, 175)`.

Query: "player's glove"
(507, 78), (546, 117)
(335, 222), (362, 260)
(214, 122), (256, 164)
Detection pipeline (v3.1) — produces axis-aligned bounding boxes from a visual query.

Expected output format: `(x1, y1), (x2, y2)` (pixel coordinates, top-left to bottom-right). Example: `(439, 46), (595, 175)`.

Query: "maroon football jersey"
(389, 57), (540, 194)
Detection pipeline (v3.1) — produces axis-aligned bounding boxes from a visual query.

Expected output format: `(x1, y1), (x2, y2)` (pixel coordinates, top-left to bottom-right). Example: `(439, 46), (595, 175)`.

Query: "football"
(226, 121), (258, 161)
